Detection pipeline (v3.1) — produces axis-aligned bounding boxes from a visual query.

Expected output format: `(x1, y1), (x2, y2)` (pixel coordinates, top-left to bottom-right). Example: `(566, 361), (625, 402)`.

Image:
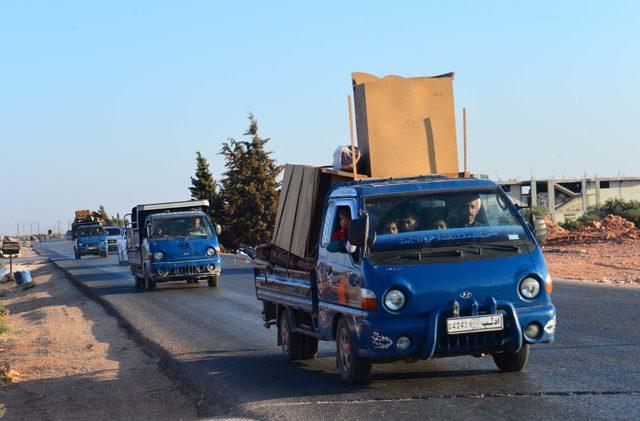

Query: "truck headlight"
(519, 277), (541, 299)
(206, 247), (215, 257)
(384, 289), (406, 311)
(154, 251), (164, 261)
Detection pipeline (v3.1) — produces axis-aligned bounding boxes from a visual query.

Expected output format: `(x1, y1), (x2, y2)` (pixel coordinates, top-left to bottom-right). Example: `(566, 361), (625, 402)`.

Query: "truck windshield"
(105, 228), (121, 236)
(149, 216), (213, 239)
(365, 188), (532, 253)
(77, 226), (105, 237)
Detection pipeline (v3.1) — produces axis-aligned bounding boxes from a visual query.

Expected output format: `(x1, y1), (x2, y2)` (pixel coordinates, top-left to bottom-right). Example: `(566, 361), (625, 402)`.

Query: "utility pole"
(37, 222), (40, 235)
(463, 107), (468, 174)
(30, 222), (33, 235)
(57, 221), (61, 234)
(17, 223), (19, 236)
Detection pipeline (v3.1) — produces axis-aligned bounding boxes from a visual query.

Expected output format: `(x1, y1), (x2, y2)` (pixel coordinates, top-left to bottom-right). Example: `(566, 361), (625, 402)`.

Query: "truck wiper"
(468, 243), (520, 253)
(432, 242), (520, 253)
(376, 249), (463, 265)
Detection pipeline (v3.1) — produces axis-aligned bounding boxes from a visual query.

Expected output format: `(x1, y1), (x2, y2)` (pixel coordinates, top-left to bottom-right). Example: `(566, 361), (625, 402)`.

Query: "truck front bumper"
(78, 244), (107, 256)
(150, 257), (221, 282)
(353, 302), (555, 361)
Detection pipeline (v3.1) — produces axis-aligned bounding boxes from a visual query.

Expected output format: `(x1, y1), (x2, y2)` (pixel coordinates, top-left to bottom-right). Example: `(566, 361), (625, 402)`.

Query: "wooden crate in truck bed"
(270, 164), (353, 266)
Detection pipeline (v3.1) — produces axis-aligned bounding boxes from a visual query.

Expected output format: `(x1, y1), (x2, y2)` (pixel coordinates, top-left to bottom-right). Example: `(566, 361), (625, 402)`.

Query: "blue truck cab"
(253, 166), (555, 384)
(73, 223), (107, 259)
(125, 200), (222, 291)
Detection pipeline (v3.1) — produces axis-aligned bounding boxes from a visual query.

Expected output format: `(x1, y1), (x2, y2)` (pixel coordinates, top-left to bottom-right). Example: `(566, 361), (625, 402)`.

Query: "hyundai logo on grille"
(459, 291), (472, 299)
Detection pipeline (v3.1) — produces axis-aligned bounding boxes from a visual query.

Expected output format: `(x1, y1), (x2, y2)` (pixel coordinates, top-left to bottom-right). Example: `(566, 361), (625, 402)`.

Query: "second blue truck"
(125, 200), (222, 291)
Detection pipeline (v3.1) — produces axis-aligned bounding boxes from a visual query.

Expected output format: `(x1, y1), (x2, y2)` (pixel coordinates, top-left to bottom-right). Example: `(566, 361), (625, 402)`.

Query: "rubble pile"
(547, 214), (639, 244)
(545, 217), (568, 238)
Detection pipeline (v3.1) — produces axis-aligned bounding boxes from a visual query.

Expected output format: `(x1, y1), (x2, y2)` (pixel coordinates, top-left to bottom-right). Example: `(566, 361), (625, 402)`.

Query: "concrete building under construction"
(499, 176), (640, 222)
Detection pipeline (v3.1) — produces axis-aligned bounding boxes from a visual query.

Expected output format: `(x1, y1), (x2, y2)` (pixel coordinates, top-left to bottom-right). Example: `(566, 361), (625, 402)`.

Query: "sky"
(1, 0), (639, 235)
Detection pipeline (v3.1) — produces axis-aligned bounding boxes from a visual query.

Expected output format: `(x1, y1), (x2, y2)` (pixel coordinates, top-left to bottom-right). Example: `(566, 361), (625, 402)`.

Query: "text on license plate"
(446, 314), (504, 335)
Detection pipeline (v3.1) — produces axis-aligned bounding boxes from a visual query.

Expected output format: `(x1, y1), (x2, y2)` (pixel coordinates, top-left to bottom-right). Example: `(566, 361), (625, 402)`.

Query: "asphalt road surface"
(37, 240), (640, 420)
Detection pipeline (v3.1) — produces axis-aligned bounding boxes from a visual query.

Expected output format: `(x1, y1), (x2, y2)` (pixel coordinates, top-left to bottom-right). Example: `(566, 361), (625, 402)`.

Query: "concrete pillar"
(530, 180), (537, 207)
(547, 179), (555, 213)
(511, 184), (523, 203)
(581, 177), (588, 212)
(595, 177), (601, 206)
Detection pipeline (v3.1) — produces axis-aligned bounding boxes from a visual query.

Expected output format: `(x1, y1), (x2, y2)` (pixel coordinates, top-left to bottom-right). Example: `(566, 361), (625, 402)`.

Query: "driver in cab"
(449, 193), (486, 228)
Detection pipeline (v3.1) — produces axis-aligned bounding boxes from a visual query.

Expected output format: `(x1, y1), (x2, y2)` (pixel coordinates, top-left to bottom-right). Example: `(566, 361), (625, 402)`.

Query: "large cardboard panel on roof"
(352, 72), (459, 178)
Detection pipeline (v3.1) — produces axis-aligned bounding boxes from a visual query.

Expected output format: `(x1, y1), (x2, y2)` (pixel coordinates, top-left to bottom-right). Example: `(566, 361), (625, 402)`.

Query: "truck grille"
(435, 311), (510, 356)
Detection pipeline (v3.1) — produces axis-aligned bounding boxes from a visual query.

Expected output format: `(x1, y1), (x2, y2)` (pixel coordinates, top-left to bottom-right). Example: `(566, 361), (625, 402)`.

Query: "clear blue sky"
(1, 1), (638, 235)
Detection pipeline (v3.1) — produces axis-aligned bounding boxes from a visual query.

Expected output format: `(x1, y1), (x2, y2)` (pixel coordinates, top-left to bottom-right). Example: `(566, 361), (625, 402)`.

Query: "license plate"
(446, 314), (504, 335)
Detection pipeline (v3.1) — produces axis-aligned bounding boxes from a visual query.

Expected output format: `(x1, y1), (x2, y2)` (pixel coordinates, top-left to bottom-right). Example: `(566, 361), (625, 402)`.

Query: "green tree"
(189, 151), (222, 223)
(96, 205), (125, 226)
(218, 113), (282, 248)
(98, 205), (108, 221)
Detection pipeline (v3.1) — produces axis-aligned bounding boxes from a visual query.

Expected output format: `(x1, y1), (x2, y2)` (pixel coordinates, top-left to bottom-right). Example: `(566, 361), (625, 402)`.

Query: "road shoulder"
(0, 260), (197, 420)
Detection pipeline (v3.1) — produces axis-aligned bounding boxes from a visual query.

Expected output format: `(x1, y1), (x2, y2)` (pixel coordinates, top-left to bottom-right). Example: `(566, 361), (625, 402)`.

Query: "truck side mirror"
(348, 216), (369, 248)
(215, 224), (222, 236)
(146, 223), (151, 238)
(532, 215), (547, 246)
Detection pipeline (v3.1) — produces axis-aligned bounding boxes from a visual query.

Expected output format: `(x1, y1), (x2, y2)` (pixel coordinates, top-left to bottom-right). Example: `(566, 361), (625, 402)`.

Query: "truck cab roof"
(146, 210), (207, 221)
(329, 176), (498, 199)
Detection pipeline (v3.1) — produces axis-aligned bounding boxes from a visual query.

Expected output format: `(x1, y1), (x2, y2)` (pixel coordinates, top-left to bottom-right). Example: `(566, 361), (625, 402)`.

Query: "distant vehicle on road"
(104, 226), (123, 254)
(125, 200), (222, 291)
(253, 165), (556, 384)
(72, 210), (107, 259)
(73, 224), (107, 259)
(65, 230), (73, 240)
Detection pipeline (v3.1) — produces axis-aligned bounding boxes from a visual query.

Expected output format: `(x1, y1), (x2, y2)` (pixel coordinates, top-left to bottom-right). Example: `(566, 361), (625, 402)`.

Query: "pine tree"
(189, 152), (221, 222)
(218, 113), (282, 248)
(98, 205), (108, 221)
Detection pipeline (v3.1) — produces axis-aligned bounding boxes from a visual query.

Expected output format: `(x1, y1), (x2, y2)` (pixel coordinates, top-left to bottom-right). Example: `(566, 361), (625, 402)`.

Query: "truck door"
(317, 199), (360, 309)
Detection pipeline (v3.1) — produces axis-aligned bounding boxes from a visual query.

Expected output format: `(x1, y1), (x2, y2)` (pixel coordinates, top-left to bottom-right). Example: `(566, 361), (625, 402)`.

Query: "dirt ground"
(0, 257), (197, 420)
(544, 241), (640, 285)
(543, 215), (640, 285)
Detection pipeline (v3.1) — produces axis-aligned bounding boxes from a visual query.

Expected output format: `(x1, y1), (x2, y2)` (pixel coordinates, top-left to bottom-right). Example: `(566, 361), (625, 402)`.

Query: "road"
(37, 240), (640, 420)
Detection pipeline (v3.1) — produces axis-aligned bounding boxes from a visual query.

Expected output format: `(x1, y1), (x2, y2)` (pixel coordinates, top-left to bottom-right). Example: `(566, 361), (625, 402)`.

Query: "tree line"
(189, 114), (281, 249)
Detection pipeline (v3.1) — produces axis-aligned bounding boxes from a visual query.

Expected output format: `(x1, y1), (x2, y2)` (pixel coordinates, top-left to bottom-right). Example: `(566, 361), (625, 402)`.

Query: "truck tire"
(207, 275), (219, 288)
(134, 274), (144, 289)
(75, 250), (80, 260)
(279, 309), (304, 361)
(493, 344), (529, 372)
(336, 318), (371, 384)
(143, 268), (156, 291)
(302, 336), (318, 360)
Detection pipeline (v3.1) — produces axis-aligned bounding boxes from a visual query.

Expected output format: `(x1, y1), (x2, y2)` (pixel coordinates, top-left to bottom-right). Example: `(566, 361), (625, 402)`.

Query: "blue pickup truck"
(71, 210), (108, 261)
(125, 200), (222, 291)
(253, 165), (556, 384)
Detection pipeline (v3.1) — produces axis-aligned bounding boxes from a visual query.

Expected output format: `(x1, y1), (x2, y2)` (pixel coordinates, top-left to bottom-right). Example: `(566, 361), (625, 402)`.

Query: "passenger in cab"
(327, 208), (351, 253)
(400, 211), (421, 232)
(433, 219), (448, 230)
(383, 220), (399, 235)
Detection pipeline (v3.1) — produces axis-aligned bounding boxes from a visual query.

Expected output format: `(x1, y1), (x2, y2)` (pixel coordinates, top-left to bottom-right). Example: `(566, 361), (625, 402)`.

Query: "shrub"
(600, 198), (640, 226)
(0, 304), (7, 317)
(522, 206), (549, 220)
(577, 199), (640, 227)
(0, 319), (9, 335)
(560, 220), (579, 232)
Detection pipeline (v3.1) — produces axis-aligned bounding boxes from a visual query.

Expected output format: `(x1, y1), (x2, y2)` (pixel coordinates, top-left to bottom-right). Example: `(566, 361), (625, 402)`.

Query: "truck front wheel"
(134, 274), (144, 289)
(493, 344), (529, 372)
(143, 269), (156, 291)
(336, 318), (371, 384)
(207, 276), (219, 287)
